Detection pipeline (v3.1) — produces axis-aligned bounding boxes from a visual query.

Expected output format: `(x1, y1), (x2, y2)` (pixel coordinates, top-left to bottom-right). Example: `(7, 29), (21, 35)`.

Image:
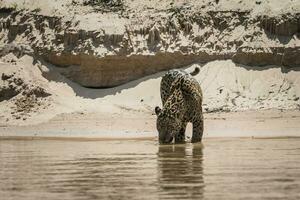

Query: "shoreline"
(1, 109), (299, 140)
(1, 136), (300, 142)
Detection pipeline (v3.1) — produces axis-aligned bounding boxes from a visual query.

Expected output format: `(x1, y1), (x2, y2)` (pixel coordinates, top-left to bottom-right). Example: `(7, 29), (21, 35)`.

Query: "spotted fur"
(155, 67), (203, 144)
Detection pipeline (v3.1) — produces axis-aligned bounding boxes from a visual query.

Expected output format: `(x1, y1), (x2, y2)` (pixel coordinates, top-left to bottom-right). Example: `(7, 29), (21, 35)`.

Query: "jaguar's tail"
(190, 67), (200, 76)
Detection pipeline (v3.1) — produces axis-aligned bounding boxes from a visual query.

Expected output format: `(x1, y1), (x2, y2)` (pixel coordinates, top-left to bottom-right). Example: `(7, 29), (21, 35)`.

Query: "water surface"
(1, 138), (300, 199)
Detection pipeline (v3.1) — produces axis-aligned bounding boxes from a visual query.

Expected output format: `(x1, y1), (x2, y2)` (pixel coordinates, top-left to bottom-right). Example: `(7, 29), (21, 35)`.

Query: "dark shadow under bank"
(43, 49), (300, 88)
(38, 55), (300, 99)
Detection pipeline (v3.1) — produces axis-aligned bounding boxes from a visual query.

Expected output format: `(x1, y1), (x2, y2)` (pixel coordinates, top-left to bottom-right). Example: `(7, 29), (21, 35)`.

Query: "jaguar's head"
(155, 106), (182, 144)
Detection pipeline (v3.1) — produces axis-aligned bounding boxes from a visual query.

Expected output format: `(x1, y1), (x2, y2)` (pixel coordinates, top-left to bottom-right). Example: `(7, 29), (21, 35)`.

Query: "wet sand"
(1, 109), (300, 140)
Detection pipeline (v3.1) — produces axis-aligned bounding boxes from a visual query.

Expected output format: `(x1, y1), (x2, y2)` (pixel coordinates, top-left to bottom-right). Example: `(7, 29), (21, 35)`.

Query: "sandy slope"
(1, 54), (300, 126)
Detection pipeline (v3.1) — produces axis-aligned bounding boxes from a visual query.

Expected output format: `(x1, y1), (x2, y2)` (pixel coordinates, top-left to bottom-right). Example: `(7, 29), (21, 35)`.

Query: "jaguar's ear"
(155, 106), (161, 115)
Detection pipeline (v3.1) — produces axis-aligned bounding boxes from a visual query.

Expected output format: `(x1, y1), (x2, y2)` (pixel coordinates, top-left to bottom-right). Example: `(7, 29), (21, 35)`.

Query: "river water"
(0, 138), (300, 200)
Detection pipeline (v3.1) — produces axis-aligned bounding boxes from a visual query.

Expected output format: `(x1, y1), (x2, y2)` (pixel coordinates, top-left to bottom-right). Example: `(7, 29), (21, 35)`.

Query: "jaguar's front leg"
(175, 123), (187, 143)
(191, 115), (204, 143)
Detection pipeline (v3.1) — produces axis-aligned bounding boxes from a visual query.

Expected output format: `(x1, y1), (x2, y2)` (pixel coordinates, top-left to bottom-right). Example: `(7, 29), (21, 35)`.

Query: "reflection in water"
(157, 144), (204, 199)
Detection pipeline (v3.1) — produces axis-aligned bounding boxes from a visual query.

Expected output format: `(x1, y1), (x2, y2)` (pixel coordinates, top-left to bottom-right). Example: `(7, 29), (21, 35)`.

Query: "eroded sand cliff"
(1, 0), (299, 87)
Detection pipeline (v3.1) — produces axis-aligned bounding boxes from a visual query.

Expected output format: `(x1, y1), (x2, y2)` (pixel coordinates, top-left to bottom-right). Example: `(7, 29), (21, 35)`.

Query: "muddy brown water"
(0, 138), (300, 200)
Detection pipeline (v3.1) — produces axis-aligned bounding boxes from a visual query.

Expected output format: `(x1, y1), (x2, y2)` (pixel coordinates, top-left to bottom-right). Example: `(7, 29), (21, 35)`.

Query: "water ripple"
(1, 139), (300, 199)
